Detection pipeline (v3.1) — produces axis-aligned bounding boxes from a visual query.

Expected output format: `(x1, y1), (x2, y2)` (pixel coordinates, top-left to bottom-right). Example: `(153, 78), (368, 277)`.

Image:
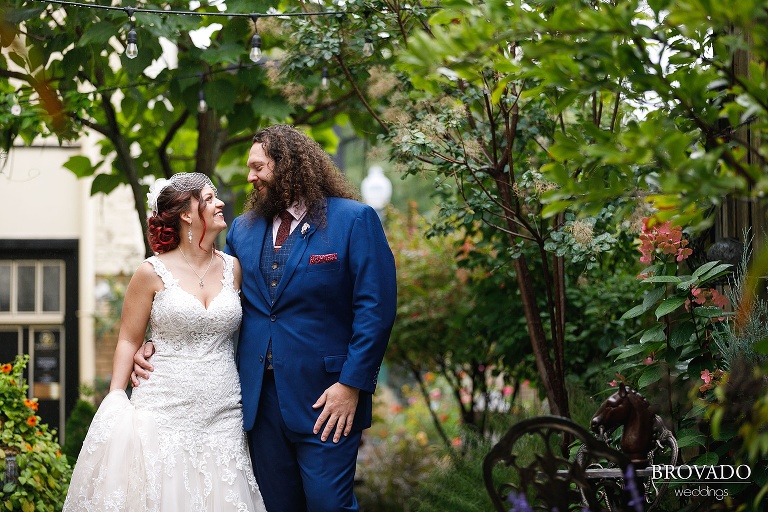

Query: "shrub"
(0, 355), (72, 511)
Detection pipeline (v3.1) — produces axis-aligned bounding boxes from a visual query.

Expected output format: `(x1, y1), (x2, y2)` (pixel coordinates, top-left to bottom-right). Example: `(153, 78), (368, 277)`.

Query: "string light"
(363, 30), (374, 58)
(197, 87), (208, 113)
(32, 0), (439, 65)
(249, 16), (262, 63)
(125, 8), (138, 59)
(16, 0), (442, 115)
(126, 28), (138, 59)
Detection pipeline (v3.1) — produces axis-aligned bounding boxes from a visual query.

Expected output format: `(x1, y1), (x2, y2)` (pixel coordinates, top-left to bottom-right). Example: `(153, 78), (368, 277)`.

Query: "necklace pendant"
(199, 280), (204, 288)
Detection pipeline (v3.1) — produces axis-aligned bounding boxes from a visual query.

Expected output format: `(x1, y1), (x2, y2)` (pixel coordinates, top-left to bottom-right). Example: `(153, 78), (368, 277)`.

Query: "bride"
(64, 173), (267, 512)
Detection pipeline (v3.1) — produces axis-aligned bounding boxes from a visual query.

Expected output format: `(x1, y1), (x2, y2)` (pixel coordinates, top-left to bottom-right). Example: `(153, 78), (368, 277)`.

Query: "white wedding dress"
(64, 253), (267, 512)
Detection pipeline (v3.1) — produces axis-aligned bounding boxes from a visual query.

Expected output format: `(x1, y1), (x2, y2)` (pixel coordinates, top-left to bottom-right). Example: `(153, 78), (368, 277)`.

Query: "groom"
(137, 124), (397, 511)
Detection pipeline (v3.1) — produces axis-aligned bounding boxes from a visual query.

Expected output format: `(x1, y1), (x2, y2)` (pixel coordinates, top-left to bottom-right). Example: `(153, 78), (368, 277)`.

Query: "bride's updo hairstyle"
(145, 173), (218, 254)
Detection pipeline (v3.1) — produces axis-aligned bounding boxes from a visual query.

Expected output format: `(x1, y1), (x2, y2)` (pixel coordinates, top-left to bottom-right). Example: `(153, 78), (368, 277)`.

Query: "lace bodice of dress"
(147, 251), (242, 355)
(130, 251), (245, 439)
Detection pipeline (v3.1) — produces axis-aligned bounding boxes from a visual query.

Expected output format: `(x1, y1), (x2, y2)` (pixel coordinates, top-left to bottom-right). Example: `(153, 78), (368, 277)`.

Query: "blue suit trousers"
(248, 371), (362, 512)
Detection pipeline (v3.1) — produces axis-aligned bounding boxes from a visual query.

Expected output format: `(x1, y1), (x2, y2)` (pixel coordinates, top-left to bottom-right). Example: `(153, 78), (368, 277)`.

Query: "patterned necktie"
(274, 210), (294, 252)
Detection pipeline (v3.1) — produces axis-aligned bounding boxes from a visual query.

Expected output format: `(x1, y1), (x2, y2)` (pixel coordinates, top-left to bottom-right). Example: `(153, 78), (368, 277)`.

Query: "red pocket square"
(309, 253), (338, 265)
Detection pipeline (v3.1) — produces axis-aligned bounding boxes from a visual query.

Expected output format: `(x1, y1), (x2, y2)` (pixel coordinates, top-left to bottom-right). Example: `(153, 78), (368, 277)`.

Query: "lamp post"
(360, 165), (392, 219)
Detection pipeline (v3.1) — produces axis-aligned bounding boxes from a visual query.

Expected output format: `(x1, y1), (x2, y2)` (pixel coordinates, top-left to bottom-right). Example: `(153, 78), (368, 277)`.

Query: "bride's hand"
(131, 341), (155, 387)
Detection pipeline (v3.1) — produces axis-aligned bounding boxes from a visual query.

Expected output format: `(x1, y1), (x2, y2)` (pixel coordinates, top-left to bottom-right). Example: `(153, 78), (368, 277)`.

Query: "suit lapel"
(249, 217), (272, 305)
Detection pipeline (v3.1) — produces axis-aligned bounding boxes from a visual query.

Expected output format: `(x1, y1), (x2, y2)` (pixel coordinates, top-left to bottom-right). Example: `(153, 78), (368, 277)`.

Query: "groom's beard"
(245, 182), (287, 220)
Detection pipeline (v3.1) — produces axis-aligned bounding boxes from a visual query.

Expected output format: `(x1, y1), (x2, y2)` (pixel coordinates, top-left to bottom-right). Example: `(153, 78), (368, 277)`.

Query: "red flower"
(26, 416), (37, 427)
(24, 398), (39, 411)
(1, 363), (11, 374)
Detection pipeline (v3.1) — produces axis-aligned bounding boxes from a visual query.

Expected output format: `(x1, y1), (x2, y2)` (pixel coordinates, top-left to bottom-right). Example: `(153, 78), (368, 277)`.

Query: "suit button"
(271, 280), (277, 287)
(259, 355), (264, 362)
(270, 315), (276, 321)
(271, 262), (278, 270)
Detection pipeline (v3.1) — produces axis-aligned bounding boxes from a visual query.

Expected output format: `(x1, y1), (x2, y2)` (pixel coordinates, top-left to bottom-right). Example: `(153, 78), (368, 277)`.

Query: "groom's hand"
(130, 341), (155, 387)
(312, 383), (360, 443)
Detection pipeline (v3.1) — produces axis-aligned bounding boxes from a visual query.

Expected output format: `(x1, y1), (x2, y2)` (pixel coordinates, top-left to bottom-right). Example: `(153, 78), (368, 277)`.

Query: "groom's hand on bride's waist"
(131, 341), (156, 387)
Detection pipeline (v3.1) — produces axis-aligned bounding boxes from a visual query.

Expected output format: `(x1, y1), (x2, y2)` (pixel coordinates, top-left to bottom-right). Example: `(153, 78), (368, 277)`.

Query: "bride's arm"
(109, 263), (158, 392)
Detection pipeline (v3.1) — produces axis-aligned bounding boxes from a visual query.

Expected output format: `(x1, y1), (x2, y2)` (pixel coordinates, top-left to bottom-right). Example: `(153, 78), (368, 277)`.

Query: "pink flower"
(502, 385), (513, 396)
(637, 218), (692, 265)
(608, 379), (618, 387)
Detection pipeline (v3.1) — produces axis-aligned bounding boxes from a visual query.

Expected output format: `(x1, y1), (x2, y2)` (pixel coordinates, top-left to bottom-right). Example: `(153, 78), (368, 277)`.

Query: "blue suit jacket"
(225, 197), (397, 434)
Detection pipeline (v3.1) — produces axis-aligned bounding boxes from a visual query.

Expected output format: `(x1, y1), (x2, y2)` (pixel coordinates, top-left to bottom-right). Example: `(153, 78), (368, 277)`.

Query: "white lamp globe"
(361, 165), (392, 212)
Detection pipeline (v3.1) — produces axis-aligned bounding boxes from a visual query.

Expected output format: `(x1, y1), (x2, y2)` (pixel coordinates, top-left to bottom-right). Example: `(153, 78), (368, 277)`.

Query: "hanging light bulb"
(249, 33), (262, 63)
(363, 31), (374, 57)
(321, 67), (330, 91)
(124, 8), (138, 59)
(197, 88), (208, 113)
(126, 26), (138, 59)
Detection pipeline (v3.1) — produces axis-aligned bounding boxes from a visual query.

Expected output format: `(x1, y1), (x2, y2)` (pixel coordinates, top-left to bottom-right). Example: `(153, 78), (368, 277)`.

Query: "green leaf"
(693, 306), (724, 318)
(693, 452), (719, 466)
(620, 304), (646, 320)
(675, 428), (706, 448)
(637, 364), (664, 388)
(554, 90), (579, 114)
(643, 275), (682, 283)
(62, 155), (95, 178)
(614, 343), (652, 360)
(698, 263), (733, 282)
(540, 200), (573, 218)
(204, 80), (236, 114)
(668, 322), (695, 349)
(655, 296), (688, 318)
(640, 323), (666, 343)
(4, 8), (45, 25)
(200, 42), (244, 66)
(91, 174), (122, 196)
(77, 22), (115, 48)
(692, 260), (719, 278)
(684, 401), (708, 420)
(642, 286), (667, 310)
(250, 94), (294, 120)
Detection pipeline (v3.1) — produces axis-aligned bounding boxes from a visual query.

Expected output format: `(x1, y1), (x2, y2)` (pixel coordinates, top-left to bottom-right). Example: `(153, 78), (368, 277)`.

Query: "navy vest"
(260, 222), (301, 302)
(260, 223), (300, 368)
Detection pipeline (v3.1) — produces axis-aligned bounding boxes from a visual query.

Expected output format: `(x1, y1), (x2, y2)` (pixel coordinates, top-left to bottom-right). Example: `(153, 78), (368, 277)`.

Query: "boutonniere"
(301, 222), (310, 238)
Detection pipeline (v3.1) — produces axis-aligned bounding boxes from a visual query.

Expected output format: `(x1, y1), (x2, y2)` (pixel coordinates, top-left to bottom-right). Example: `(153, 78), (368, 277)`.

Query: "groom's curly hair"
(244, 124), (359, 226)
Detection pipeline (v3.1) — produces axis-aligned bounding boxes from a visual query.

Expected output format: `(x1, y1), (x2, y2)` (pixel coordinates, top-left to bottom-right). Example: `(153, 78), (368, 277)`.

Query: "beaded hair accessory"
(147, 172), (218, 213)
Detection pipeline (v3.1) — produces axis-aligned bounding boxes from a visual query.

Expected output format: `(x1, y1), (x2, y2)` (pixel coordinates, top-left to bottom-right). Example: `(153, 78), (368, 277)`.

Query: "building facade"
(0, 137), (145, 441)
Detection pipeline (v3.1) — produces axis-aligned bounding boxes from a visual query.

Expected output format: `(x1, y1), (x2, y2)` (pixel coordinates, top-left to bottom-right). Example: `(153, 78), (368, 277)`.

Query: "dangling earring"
(188, 221), (193, 244)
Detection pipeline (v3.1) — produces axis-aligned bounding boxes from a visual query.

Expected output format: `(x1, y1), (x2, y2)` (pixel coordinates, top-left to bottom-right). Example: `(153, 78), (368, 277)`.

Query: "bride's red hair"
(147, 188), (209, 254)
